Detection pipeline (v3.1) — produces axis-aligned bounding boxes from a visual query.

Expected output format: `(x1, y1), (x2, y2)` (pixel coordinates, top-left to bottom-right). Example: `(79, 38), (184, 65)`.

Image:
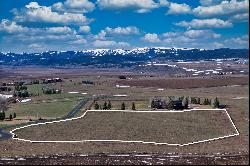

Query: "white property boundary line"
(10, 109), (239, 146)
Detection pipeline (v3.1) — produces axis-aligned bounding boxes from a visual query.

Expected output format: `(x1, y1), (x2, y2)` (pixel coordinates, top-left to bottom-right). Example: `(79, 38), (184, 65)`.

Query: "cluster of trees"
(0, 112), (16, 121)
(191, 97), (220, 108)
(13, 90), (30, 98)
(151, 96), (220, 109)
(151, 96), (189, 110)
(213, 97), (220, 108)
(94, 101), (136, 110)
(13, 83), (30, 98)
(14, 85), (27, 91)
(32, 80), (40, 84)
(190, 97), (211, 105)
(42, 78), (62, 84)
(82, 80), (94, 85)
(0, 86), (11, 92)
(42, 87), (61, 94)
(118, 75), (126, 79)
(94, 101), (112, 110)
(0, 111), (5, 120)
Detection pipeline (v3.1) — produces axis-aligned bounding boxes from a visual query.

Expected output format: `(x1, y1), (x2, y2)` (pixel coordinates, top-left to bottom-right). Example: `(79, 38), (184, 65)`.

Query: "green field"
(7, 100), (79, 119)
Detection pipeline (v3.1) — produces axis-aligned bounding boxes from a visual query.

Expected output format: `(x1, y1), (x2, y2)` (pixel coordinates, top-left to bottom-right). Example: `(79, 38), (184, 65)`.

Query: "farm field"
(7, 100), (78, 119)
(0, 72), (248, 165)
(117, 76), (249, 89)
(14, 110), (237, 144)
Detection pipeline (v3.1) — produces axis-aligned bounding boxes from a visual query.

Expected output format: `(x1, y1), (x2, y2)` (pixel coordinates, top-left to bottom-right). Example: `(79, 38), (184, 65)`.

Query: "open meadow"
(0, 71), (248, 164)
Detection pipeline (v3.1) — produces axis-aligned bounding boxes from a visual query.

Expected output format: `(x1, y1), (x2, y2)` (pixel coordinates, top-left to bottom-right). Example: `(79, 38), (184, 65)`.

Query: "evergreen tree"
(13, 112), (16, 119)
(103, 101), (108, 110)
(182, 97), (189, 109)
(197, 98), (200, 105)
(213, 97), (220, 108)
(107, 101), (112, 110)
(9, 114), (13, 121)
(0, 112), (3, 120)
(94, 102), (100, 110)
(203, 98), (207, 105)
(3, 111), (5, 120)
(132, 102), (136, 110)
(151, 100), (156, 108)
(121, 102), (126, 110)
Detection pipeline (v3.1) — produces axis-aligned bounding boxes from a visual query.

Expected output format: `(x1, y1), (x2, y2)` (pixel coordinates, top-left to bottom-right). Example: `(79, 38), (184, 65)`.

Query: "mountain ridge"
(0, 47), (248, 67)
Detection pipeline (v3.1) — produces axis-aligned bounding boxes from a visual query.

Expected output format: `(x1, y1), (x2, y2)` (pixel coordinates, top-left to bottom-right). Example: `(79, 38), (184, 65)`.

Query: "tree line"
(94, 101), (136, 110)
(0, 111), (16, 121)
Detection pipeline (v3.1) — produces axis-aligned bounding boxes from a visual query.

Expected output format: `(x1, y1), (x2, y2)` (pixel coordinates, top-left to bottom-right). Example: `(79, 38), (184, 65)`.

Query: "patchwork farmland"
(0, 67), (249, 164)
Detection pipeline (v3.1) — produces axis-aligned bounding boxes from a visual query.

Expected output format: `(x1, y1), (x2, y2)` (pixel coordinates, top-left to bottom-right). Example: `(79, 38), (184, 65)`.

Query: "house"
(42, 78), (62, 84)
(172, 99), (184, 110)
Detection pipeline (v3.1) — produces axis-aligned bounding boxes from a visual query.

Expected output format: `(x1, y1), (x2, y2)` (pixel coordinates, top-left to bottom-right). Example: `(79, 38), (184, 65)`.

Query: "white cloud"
(167, 3), (191, 14)
(28, 43), (44, 49)
(224, 35), (249, 47)
(14, 2), (88, 25)
(45, 26), (76, 34)
(163, 36), (195, 45)
(162, 32), (180, 38)
(184, 29), (221, 39)
(79, 25), (90, 33)
(95, 30), (107, 40)
(95, 26), (140, 40)
(25, 2), (41, 9)
(0, 19), (28, 33)
(70, 38), (87, 44)
(199, 0), (223, 6)
(92, 40), (130, 48)
(211, 42), (225, 48)
(105, 26), (140, 35)
(143, 33), (160, 43)
(229, 13), (249, 22)
(52, 0), (95, 13)
(97, 0), (168, 13)
(176, 18), (233, 29)
(194, 0), (249, 17)
(0, 19), (77, 36)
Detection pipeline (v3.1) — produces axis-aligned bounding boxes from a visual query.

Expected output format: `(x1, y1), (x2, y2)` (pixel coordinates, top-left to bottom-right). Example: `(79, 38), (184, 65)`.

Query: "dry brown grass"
(117, 76), (248, 89)
(14, 110), (236, 144)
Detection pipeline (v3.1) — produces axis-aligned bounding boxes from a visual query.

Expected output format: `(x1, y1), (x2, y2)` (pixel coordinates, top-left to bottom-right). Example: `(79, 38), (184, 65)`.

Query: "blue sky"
(0, 0), (249, 52)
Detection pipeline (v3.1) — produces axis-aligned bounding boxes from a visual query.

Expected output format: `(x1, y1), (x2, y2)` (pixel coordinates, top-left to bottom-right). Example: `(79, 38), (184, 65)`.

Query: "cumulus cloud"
(69, 38), (87, 44)
(105, 26), (140, 35)
(143, 33), (161, 43)
(184, 29), (221, 39)
(193, 0), (249, 17)
(224, 35), (249, 47)
(162, 32), (180, 38)
(14, 2), (88, 25)
(163, 36), (195, 44)
(199, 0), (223, 6)
(95, 26), (140, 40)
(167, 3), (191, 14)
(52, 0), (95, 13)
(92, 40), (130, 48)
(229, 13), (249, 22)
(28, 43), (44, 49)
(0, 19), (85, 45)
(97, 0), (168, 13)
(211, 42), (225, 48)
(176, 18), (233, 29)
(79, 25), (91, 33)
(0, 19), (28, 33)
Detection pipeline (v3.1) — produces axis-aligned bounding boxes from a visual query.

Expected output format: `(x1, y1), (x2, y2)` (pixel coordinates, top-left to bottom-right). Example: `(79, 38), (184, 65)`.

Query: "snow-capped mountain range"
(0, 47), (248, 67)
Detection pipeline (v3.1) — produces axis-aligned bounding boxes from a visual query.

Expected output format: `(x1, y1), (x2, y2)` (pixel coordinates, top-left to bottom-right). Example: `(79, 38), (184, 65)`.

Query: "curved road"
(0, 98), (91, 140)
